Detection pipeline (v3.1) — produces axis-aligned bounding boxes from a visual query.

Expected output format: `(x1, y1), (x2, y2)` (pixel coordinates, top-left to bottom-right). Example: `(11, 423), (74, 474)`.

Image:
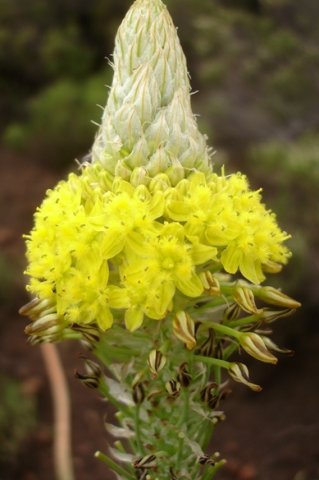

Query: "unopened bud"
(165, 379), (181, 399)
(199, 452), (221, 466)
(149, 173), (171, 193)
(132, 382), (145, 405)
(228, 363), (262, 391)
(200, 271), (221, 296)
(223, 303), (241, 321)
(81, 356), (102, 378)
(74, 370), (99, 389)
(261, 336), (293, 355)
(197, 328), (215, 357)
(71, 323), (100, 345)
(177, 362), (192, 387)
(200, 382), (219, 409)
(234, 286), (262, 315)
(239, 332), (278, 364)
(130, 166), (149, 187)
(254, 286), (301, 309)
(24, 313), (59, 335)
(173, 311), (196, 350)
(133, 454), (157, 469)
(147, 350), (166, 376)
(262, 308), (295, 323)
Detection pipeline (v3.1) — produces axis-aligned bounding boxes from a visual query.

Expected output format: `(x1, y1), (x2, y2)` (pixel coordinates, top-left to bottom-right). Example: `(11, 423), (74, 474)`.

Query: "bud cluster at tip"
(92, 0), (212, 185)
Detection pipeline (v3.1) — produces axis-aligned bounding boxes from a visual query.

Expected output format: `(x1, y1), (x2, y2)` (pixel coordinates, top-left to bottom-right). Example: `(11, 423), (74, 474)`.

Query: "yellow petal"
(191, 242), (217, 265)
(108, 286), (130, 309)
(125, 308), (144, 331)
(175, 273), (203, 297)
(101, 230), (126, 258)
(239, 256), (265, 285)
(97, 308), (114, 331)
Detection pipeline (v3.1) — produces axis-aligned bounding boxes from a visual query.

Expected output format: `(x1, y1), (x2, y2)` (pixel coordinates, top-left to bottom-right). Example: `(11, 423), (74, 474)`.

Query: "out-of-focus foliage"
(247, 135), (319, 301)
(0, 255), (15, 305)
(167, 0), (319, 146)
(3, 70), (112, 167)
(0, 376), (36, 463)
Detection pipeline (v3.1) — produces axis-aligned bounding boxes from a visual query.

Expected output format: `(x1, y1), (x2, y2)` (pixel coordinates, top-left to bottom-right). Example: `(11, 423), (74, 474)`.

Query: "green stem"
(195, 356), (230, 370)
(209, 322), (241, 340)
(176, 388), (190, 471)
(225, 314), (261, 328)
(94, 451), (135, 480)
(202, 459), (227, 480)
(134, 405), (144, 455)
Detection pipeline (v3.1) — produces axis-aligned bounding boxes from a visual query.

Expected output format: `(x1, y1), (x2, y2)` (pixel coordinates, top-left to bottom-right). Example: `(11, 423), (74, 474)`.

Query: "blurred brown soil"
(0, 151), (318, 480)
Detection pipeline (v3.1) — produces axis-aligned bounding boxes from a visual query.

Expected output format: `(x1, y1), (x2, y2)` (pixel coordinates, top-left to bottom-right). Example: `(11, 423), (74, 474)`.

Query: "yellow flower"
(166, 171), (290, 284)
(25, 162), (291, 334)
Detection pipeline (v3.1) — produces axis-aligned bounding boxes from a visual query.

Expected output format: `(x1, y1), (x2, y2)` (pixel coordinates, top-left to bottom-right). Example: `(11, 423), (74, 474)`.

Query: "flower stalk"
(20, 0), (301, 478)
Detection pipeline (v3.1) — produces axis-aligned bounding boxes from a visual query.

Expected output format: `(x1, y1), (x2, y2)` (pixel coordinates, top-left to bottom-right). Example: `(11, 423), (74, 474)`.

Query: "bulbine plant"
(20, 0), (300, 478)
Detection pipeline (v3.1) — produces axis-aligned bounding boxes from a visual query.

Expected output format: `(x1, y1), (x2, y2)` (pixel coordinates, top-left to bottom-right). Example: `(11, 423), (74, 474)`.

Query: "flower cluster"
(25, 163), (290, 332)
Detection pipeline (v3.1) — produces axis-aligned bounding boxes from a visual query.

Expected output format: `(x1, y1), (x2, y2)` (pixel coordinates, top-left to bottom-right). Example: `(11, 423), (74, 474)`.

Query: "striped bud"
(200, 382), (218, 409)
(253, 286), (301, 309)
(223, 303), (241, 321)
(261, 336), (293, 355)
(262, 308), (295, 323)
(198, 328), (215, 357)
(200, 271), (221, 296)
(173, 311), (196, 350)
(71, 324), (101, 345)
(165, 379), (181, 399)
(132, 382), (145, 405)
(177, 362), (192, 387)
(228, 363), (262, 392)
(81, 356), (102, 378)
(239, 332), (278, 364)
(134, 455), (157, 469)
(147, 349), (166, 376)
(74, 370), (100, 389)
(234, 287), (262, 315)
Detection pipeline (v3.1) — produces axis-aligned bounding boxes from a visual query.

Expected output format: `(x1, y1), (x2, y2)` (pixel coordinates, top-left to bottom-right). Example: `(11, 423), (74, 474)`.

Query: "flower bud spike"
(173, 311), (196, 350)
(92, 0), (212, 180)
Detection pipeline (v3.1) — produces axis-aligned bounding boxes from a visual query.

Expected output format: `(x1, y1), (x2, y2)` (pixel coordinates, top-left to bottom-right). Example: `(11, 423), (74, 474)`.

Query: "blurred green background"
(1, 1), (318, 479)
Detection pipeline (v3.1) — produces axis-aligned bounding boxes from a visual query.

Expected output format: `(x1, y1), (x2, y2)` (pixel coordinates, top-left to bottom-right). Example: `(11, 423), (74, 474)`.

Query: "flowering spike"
(91, 0), (212, 183)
